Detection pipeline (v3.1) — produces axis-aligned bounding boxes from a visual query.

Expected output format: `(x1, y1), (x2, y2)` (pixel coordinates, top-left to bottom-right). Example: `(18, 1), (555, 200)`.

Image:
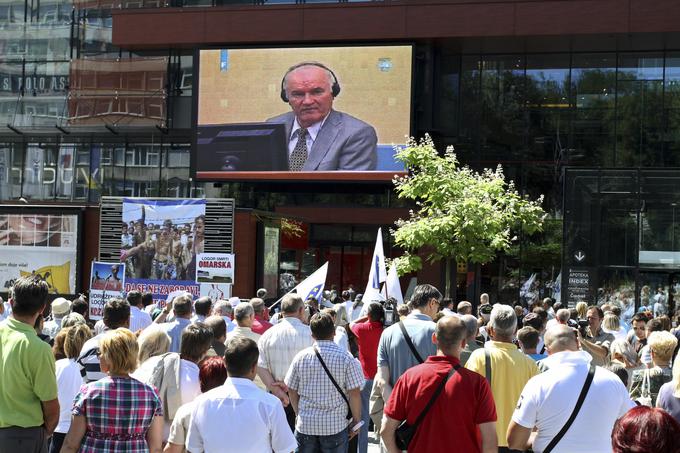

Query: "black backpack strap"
(543, 364), (596, 453)
(314, 346), (350, 408)
(399, 321), (424, 364)
(484, 349), (492, 385)
(411, 365), (459, 429)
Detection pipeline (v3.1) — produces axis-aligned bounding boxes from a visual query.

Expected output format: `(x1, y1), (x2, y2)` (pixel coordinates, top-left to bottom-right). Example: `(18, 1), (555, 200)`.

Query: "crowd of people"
(1, 276), (680, 453)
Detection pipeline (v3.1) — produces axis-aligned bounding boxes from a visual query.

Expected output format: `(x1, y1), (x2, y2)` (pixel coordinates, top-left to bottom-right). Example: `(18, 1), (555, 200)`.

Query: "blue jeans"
(295, 428), (349, 453)
(359, 378), (373, 453)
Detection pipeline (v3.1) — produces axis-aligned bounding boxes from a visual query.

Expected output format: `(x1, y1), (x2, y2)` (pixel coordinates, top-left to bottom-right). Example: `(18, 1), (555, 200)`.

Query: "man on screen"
(268, 62), (378, 171)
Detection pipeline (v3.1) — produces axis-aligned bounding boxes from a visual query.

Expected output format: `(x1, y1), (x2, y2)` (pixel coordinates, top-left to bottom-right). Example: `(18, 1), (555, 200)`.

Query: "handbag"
(394, 365), (459, 450)
(638, 369), (653, 407)
(314, 346), (353, 420)
(542, 365), (596, 453)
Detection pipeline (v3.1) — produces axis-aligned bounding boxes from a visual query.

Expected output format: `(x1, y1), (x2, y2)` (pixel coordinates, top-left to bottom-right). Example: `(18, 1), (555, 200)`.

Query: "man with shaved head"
(507, 325), (634, 453)
(382, 316), (498, 453)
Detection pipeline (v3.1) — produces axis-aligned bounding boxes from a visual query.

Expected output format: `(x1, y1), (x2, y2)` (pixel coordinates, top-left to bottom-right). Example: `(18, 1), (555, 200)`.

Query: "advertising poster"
(120, 198), (205, 305)
(0, 213), (78, 294)
(89, 261), (125, 320)
(196, 253), (234, 283)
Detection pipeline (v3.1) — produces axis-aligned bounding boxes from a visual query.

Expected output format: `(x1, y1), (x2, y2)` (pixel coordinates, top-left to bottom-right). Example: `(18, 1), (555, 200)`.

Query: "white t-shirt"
(186, 378), (297, 453)
(334, 326), (349, 352)
(512, 350), (634, 453)
(129, 306), (153, 332)
(55, 359), (84, 433)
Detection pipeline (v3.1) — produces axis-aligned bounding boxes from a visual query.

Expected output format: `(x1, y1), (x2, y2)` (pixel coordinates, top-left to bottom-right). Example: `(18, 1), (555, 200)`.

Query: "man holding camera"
(577, 306), (614, 367)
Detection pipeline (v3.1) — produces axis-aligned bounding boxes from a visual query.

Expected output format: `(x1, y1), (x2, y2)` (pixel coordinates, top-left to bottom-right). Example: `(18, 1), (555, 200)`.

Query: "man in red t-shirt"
(350, 303), (385, 453)
(250, 297), (273, 335)
(381, 316), (498, 453)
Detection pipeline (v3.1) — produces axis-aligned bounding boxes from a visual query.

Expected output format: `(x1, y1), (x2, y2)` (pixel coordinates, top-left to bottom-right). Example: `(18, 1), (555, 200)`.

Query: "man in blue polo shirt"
(376, 284), (440, 402)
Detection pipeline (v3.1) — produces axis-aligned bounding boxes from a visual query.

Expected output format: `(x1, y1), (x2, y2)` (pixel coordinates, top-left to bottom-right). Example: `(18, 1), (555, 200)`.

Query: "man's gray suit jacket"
(267, 109), (378, 171)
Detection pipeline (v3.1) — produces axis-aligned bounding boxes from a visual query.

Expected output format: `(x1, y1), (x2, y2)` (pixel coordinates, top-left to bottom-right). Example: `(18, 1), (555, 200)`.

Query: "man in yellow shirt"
(466, 304), (538, 453)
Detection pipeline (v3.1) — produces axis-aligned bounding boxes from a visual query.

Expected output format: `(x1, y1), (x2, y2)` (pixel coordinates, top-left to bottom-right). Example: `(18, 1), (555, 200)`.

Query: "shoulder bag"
(484, 349), (492, 385)
(398, 321), (424, 364)
(542, 364), (596, 453)
(314, 346), (353, 420)
(395, 365), (459, 450)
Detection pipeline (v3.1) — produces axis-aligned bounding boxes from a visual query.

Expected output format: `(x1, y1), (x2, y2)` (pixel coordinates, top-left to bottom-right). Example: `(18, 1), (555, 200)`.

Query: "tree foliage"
(391, 135), (547, 277)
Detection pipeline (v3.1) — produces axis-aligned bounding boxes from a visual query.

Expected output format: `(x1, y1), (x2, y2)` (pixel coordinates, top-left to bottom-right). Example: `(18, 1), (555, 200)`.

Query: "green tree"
(392, 135), (547, 297)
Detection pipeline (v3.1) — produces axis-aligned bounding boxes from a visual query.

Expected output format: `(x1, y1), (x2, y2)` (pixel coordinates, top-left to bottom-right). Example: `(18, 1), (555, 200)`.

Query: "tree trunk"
(444, 257), (453, 299)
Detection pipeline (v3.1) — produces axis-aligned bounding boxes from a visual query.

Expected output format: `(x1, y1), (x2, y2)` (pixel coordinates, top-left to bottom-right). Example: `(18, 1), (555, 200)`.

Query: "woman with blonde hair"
(61, 328), (163, 453)
(603, 313), (627, 341)
(49, 324), (92, 453)
(630, 331), (677, 406)
(575, 301), (588, 320)
(657, 352), (680, 423)
(132, 327), (171, 383)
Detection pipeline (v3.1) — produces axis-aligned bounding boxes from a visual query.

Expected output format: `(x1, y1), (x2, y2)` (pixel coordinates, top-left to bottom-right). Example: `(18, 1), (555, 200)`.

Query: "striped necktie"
(289, 128), (308, 171)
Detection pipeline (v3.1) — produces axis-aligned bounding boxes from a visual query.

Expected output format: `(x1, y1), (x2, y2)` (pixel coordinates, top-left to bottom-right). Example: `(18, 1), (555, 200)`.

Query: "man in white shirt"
(43, 297), (70, 339)
(212, 299), (236, 333)
(127, 290), (152, 333)
(225, 302), (261, 346)
(507, 325), (634, 453)
(191, 296), (212, 323)
(186, 337), (297, 453)
(257, 294), (313, 429)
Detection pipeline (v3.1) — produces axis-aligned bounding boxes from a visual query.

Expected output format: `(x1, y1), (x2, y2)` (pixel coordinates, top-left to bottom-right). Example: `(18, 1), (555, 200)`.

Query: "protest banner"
(120, 198), (205, 305)
(196, 253), (234, 283)
(89, 261), (125, 320)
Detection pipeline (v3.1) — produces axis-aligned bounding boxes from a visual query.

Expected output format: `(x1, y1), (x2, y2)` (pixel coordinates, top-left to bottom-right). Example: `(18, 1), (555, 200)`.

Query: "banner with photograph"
(0, 213), (78, 294)
(89, 261), (125, 320)
(120, 198), (205, 305)
(196, 253), (234, 283)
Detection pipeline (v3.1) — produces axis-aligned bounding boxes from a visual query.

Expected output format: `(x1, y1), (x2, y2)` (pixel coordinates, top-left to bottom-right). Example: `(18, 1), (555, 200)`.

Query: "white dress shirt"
(186, 378), (297, 453)
(288, 116), (328, 157)
(129, 305), (153, 332)
(257, 317), (313, 382)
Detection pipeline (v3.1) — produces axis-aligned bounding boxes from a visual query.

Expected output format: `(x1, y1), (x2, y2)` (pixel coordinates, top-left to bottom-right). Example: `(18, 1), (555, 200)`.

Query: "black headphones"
(280, 61), (341, 103)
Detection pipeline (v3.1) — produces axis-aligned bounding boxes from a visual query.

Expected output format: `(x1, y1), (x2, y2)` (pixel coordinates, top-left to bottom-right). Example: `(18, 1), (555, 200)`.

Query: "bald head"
(544, 325), (579, 354)
(434, 316), (467, 356)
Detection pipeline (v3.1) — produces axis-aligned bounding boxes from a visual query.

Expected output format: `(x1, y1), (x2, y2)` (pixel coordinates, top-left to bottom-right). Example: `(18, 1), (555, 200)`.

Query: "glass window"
(160, 144), (189, 198)
(479, 55), (526, 163)
(618, 53), (664, 81)
(0, 143), (21, 200)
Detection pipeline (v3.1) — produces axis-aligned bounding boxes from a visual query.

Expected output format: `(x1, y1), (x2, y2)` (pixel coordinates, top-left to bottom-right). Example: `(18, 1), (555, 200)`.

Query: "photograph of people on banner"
(0, 213), (78, 294)
(89, 261), (125, 320)
(119, 198), (205, 304)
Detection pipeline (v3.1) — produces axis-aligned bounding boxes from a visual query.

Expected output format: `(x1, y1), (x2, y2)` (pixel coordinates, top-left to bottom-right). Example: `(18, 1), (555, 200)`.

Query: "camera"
(383, 297), (397, 326)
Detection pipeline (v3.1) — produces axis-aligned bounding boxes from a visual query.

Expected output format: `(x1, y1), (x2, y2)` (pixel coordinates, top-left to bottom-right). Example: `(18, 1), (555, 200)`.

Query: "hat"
(51, 297), (71, 316)
(228, 296), (241, 307)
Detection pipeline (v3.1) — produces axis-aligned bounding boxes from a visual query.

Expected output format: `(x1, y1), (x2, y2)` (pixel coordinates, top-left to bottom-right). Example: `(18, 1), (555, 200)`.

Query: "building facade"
(2, 0), (680, 315)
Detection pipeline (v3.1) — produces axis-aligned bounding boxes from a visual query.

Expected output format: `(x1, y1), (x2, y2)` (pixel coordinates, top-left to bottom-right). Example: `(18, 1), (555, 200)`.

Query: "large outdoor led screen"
(195, 45), (413, 180)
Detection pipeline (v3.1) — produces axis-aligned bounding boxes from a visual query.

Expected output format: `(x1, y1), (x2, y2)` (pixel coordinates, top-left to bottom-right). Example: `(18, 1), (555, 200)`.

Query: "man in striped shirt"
(77, 298), (130, 382)
(257, 294), (313, 429)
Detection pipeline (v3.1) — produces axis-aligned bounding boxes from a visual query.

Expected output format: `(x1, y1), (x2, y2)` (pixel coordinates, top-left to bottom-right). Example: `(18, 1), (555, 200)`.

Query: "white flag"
(294, 262), (329, 302)
(381, 262), (404, 305)
(363, 228), (388, 304)
(270, 262), (329, 310)
(552, 271), (562, 303)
